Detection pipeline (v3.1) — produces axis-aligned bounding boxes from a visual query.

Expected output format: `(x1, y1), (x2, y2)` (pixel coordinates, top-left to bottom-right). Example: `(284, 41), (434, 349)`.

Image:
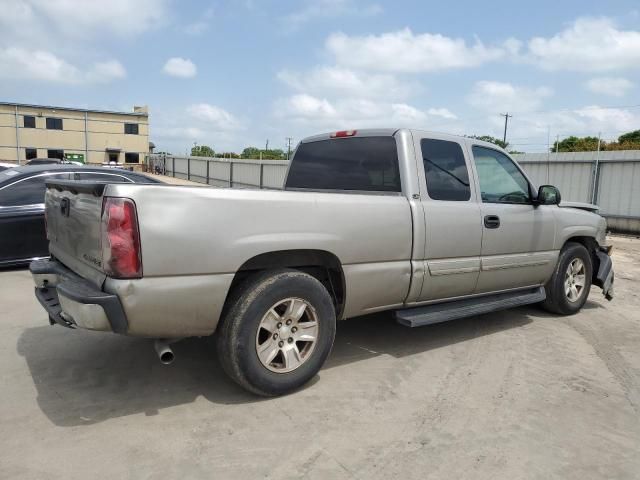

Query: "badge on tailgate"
(60, 197), (70, 217)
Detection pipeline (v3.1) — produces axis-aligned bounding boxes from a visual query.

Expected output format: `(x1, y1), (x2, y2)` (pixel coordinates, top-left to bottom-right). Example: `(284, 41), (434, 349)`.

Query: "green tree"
(241, 147), (261, 159)
(467, 135), (509, 149)
(551, 136), (601, 152)
(219, 152), (240, 159)
(241, 147), (286, 160)
(618, 130), (640, 144)
(191, 145), (215, 157)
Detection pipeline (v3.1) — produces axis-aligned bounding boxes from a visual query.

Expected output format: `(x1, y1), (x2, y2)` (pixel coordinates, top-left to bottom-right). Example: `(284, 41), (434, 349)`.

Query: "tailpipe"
(154, 339), (175, 365)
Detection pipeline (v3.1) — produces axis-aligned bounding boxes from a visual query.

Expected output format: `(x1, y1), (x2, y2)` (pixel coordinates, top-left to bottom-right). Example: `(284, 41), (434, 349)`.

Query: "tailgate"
(45, 180), (107, 286)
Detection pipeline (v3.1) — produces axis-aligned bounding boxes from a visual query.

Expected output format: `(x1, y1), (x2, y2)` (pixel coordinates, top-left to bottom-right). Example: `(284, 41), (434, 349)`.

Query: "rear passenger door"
(414, 135), (483, 301)
(470, 145), (557, 293)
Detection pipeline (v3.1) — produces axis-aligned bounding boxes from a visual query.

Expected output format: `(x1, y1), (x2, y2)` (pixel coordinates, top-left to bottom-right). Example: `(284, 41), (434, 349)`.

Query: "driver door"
(470, 145), (557, 294)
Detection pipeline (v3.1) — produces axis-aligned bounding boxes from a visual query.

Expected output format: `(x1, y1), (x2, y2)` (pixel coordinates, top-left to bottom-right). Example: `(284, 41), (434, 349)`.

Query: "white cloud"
(163, 57), (197, 78)
(187, 103), (240, 129)
(278, 94), (458, 131)
(584, 77), (634, 97)
(283, 94), (337, 118)
(467, 81), (553, 113)
(26, 0), (167, 37)
(284, 0), (382, 29)
(0, 47), (125, 84)
(427, 108), (457, 120)
(326, 28), (506, 72)
(528, 18), (640, 71)
(87, 60), (127, 83)
(277, 66), (413, 100)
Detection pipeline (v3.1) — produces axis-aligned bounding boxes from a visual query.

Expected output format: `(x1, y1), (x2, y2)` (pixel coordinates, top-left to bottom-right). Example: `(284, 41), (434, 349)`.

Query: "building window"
(23, 116), (36, 128)
(46, 117), (63, 130)
(25, 148), (37, 160)
(47, 149), (64, 160)
(124, 123), (139, 135)
(125, 152), (139, 164)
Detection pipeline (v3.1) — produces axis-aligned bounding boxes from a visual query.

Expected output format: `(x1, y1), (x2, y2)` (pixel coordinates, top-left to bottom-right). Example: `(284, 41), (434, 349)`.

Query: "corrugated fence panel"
(262, 164), (287, 189)
(519, 161), (594, 203)
(209, 160), (231, 186)
(189, 158), (208, 182)
(597, 162), (640, 218)
(173, 157), (189, 180)
(232, 162), (261, 188)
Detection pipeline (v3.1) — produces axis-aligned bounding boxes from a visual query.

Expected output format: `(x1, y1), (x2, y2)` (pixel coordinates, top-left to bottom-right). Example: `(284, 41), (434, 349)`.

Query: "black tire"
(216, 269), (336, 396)
(541, 242), (593, 315)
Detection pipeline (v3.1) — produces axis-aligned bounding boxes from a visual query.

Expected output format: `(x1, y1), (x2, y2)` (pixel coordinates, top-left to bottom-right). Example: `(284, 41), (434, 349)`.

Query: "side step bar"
(395, 287), (546, 328)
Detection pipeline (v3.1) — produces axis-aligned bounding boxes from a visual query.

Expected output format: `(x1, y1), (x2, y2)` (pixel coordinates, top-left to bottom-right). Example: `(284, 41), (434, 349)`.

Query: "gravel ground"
(0, 235), (639, 479)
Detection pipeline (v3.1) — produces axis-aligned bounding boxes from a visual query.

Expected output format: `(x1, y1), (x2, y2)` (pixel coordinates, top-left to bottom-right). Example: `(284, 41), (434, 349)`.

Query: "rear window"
(286, 136), (400, 192)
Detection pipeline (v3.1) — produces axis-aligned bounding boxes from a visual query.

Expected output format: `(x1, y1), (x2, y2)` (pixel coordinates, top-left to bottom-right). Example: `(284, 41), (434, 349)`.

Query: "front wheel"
(541, 242), (593, 315)
(216, 269), (336, 396)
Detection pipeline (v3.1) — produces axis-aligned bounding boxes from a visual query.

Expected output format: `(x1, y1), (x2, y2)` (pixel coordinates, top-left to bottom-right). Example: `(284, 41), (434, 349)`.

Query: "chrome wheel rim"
(565, 258), (586, 302)
(255, 298), (319, 373)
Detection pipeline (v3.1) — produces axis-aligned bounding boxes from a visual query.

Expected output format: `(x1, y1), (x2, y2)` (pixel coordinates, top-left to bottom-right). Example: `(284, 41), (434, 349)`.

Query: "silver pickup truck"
(30, 129), (614, 396)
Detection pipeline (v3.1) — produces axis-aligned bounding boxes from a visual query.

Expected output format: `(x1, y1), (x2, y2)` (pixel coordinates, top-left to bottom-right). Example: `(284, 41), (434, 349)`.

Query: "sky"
(1, 0), (639, 154)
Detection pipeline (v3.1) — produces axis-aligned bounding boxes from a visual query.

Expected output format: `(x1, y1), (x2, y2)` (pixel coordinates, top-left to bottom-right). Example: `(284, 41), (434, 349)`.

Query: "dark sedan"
(0, 165), (161, 267)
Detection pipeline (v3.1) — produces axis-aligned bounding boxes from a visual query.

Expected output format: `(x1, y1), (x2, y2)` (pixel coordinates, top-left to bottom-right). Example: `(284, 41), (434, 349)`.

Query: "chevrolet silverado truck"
(30, 129), (614, 396)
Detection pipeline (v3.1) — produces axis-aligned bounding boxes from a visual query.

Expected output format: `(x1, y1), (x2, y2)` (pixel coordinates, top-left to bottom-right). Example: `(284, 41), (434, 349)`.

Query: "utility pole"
(265, 139), (269, 152)
(500, 112), (512, 144)
(285, 137), (293, 160)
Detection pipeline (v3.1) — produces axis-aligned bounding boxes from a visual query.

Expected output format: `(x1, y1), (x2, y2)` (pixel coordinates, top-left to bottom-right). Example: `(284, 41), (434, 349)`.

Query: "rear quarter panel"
(103, 184), (413, 334)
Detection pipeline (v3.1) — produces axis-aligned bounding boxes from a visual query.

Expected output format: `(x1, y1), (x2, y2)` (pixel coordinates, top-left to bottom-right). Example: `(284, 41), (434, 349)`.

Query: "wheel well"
(564, 236), (600, 279)
(226, 250), (346, 318)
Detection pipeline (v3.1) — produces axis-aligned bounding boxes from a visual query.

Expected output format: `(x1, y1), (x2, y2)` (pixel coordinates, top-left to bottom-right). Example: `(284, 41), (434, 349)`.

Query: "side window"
(472, 146), (530, 204)
(73, 172), (132, 183)
(0, 174), (69, 207)
(421, 138), (470, 201)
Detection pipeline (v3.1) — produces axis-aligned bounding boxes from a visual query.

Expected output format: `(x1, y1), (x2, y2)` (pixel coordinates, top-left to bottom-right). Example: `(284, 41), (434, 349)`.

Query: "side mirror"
(536, 185), (561, 205)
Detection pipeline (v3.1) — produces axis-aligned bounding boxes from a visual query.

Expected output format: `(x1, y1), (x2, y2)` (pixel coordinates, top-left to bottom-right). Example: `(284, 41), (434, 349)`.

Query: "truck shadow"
(17, 308), (533, 427)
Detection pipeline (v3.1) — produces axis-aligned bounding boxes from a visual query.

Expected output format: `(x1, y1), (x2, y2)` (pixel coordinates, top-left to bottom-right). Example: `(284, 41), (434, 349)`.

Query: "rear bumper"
(30, 258), (128, 333)
(594, 248), (614, 301)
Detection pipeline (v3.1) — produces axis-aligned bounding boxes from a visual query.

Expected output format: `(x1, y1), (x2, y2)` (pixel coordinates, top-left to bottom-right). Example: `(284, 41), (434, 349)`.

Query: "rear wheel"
(541, 242), (593, 315)
(216, 269), (336, 396)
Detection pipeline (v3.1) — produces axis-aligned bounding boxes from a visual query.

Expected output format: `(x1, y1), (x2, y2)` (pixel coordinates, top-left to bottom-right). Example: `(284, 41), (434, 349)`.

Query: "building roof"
(0, 101), (148, 117)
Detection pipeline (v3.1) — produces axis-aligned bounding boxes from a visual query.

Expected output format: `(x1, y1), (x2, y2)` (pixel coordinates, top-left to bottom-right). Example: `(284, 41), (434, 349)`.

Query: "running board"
(395, 287), (546, 328)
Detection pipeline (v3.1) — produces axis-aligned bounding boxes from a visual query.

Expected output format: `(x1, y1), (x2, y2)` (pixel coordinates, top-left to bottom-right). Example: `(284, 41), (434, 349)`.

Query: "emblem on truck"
(82, 253), (102, 268)
(60, 198), (70, 217)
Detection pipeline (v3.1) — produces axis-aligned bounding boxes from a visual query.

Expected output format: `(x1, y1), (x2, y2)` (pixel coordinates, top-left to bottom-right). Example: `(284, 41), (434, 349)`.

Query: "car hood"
(559, 201), (599, 213)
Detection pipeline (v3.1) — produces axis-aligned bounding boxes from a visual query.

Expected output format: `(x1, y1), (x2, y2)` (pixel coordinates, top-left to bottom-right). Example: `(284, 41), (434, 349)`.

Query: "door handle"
(484, 215), (500, 229)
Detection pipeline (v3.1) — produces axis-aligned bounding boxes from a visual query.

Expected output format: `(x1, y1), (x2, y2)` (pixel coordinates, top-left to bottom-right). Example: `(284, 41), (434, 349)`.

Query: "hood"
(559, 201), (599, 213)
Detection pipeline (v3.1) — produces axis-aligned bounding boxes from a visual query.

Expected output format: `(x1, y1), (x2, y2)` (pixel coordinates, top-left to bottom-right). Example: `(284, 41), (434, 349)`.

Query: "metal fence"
(150, 150), (640, 233)
(513, 151), (640, 233)
(151, 154), (288, 189)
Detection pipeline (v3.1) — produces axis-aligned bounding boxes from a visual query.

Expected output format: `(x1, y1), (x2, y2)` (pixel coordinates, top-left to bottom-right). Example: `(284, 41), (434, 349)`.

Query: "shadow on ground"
(17, 307), (534, 427)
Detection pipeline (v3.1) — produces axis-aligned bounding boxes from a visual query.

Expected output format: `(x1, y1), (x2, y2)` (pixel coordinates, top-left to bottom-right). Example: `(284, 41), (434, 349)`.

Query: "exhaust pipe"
(154, 339), (175, 365)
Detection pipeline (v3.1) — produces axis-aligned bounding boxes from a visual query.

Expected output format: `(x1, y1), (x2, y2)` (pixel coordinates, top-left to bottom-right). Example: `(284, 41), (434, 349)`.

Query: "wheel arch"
(225, 249), (346, 319)
(562, 236), (600, 281)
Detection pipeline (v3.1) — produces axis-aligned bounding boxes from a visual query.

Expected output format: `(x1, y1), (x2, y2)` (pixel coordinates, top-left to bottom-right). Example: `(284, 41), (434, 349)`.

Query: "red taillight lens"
(331, 130), (357, 138)
(101, 197), (142, 278)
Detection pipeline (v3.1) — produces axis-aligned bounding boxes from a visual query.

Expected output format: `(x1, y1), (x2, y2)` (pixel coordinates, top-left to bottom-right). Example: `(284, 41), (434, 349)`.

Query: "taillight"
(101, 197), (142, 278)
(331, 130), (357, 138)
